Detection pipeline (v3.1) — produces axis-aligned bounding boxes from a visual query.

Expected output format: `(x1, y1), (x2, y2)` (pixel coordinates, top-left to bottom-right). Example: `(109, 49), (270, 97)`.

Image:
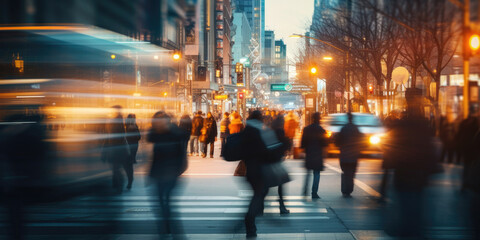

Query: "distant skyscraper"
(263, 30), (275, 65)
(233, 0), (264, 56)
(232, 12), (252, 84)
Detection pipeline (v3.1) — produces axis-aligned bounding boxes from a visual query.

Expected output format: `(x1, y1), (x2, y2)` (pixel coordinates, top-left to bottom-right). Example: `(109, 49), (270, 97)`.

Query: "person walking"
(201, 112), (217, 158)
(271, 114), (291, 214)
(335, 112), (363, 197)
(457, 108), (479, 191)
(125, 114), (141, 190)
(190, 111), (203, 156)
(301, 112), (327, 199)
(104, 105), (130, 194)
(229, 112), (244, 134)
(241, 110), (270, 238)
(148, 111), (189, 237)
(219, 112), (230, 157)
(284, 111), (299, 158)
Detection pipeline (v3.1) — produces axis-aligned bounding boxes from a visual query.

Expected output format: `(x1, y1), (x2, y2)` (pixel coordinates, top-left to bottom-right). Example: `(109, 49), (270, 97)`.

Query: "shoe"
(202, 154), (206, 158)
(280, 207), (290, 214)
(312, 193), (320, 199)
(246, 233), (257, 238)
(126, 185), (132, 190)
(342, 193), (352, 198)
(210, 155), (214, 158)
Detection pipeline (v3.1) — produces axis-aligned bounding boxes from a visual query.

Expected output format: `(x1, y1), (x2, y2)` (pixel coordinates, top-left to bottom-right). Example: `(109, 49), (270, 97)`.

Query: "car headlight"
(369, 135), (381, 145)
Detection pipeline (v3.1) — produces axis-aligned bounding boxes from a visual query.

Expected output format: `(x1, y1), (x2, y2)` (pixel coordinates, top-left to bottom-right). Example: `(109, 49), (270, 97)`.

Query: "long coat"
(105, 115), (129, 164)
(148, 124), (189, 180)
(301, 124), (327, 170)
(202, 117), (217, 143)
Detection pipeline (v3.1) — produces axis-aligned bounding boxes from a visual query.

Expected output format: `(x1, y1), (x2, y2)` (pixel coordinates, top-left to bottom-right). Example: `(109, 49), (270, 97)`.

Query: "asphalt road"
(0, 141), (476, 240)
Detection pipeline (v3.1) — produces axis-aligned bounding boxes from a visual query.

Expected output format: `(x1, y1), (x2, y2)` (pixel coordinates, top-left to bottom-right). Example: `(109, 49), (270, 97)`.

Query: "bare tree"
(310, 0), (402, 117)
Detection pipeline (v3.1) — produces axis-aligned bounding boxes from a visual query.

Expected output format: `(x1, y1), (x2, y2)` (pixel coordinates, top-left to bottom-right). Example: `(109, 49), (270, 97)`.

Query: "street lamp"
(291, 33), (350, 112)
(323, 56), (333, 61)
(173, 53), (181, 61)
(310, 67), (318, 74)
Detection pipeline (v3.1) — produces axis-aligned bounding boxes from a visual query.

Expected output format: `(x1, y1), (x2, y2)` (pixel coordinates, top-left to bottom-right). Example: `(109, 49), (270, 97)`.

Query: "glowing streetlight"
(310, 67), (318, 74)
(172, 53), (181, 61)
(470, 34), (480, 51)
(110, 54), (116, 59)
(289, 34), (303, 38)
(323, 56), (333, 61)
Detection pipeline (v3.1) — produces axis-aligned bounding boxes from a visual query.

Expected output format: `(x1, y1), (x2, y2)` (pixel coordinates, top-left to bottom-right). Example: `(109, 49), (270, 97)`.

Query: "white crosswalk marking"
(7, 195), (331, 224)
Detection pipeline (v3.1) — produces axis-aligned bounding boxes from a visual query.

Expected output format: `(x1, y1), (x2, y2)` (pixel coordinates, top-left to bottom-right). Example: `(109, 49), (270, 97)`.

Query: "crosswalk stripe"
(79, 195), (317, 201)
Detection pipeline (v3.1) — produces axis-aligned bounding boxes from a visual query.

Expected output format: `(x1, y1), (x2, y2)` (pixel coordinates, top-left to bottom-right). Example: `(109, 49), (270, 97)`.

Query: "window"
(216, 12), (223, 20)
(275, 53), (280, 59)
(216, 30), (224, 39)
(216, 40), (223, 48)
(216, 49), (223, 57)
(216, 3), (223, 11)
(275, 46), (280, 52)
(216, 21), (223, 29)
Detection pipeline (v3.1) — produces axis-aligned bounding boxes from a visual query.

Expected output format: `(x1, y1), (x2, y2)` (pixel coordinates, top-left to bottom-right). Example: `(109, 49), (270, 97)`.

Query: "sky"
(265, 0), (314, 78)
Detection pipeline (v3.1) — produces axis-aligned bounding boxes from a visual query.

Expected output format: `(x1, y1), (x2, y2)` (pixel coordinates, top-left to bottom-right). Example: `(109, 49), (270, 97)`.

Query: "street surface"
(0, 141), (474, 240)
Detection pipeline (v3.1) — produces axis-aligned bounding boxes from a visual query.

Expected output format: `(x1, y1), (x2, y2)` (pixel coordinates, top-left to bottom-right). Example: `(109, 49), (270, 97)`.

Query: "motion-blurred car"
(321, 113), (385, 157)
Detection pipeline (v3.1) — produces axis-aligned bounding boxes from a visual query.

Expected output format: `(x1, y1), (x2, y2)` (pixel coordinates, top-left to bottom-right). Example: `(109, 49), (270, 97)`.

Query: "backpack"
(222, 132), (243, 161)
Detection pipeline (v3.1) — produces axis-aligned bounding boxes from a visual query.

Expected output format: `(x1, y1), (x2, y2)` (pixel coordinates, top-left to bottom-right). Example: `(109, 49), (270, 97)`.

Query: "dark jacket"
(126, 123), (141, 146)
(241, 120), (270, 182)
(105, 115), (129, 163)
(202, 117), (217, 143)
(301, 124), (327, 170)
(220, 117), (230, 138)
(148, 124), (189, 180)
(191, 114), (204, 136)
(387, 116), (437, 191)
(336, 123), (363, 163)
(179, 116), (193, 136)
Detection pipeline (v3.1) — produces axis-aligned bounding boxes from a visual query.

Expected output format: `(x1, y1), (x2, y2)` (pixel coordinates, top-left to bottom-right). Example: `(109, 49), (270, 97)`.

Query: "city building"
(232, 11), (252, 84)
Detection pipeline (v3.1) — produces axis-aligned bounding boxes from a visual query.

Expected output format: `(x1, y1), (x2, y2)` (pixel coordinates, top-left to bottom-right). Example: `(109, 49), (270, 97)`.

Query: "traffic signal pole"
(463, 0), (470, 119)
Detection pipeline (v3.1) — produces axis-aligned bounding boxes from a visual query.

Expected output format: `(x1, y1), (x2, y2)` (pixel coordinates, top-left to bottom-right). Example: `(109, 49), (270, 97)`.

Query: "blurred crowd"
(2, 102), (480, 239)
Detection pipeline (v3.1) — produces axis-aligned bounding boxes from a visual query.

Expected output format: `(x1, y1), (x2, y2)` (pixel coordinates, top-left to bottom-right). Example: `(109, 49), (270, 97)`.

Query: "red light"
(238, 92), (244, 99)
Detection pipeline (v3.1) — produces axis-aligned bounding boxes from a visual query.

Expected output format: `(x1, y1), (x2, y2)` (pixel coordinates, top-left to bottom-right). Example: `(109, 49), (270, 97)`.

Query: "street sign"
(214, 94), (228, 100)
(270, 83), (293, 92)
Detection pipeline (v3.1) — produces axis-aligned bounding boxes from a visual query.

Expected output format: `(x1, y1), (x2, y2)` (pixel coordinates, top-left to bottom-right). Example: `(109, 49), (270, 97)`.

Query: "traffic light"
(215, 58), (223, 78)
(237, 72), (244, 86)
(197, 66), (207, 81)
(368, 85), (373, 94)
(465, 29), (480, 59)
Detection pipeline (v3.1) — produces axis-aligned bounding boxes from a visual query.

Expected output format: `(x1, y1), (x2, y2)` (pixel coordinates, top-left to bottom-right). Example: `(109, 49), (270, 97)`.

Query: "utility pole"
(463, 0), (471, 119)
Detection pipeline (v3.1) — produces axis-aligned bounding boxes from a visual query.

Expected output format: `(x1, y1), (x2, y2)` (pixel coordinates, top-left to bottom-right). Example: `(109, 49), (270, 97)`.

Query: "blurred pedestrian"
(179, 114), (192, 136)
(439, 116), (455, 163)
(271, 114), (291, 214)
(219, 112), (230, 157)
(301, 112), (327, 199)
(384, 91), (437, 238)
(148, 111), (189, 237)
(284, 111), (299, 158)
(200, 112), (217, 158)
(457, 108), (479, 191)
(229, 112), (244, 134)
(335, 112), (363, 197)
(104, 105), (130, 194)
(125, 114), (141, 190)
(190, 111), (203, 156)
(0, 113), (50, 240)
(241, 110), (269, 237)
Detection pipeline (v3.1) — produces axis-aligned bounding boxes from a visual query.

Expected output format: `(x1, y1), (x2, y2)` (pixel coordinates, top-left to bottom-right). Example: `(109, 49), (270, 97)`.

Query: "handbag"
(233, 160), (246, 176)
(261, 162), (290, 188)
(222, 132), (243, 161)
